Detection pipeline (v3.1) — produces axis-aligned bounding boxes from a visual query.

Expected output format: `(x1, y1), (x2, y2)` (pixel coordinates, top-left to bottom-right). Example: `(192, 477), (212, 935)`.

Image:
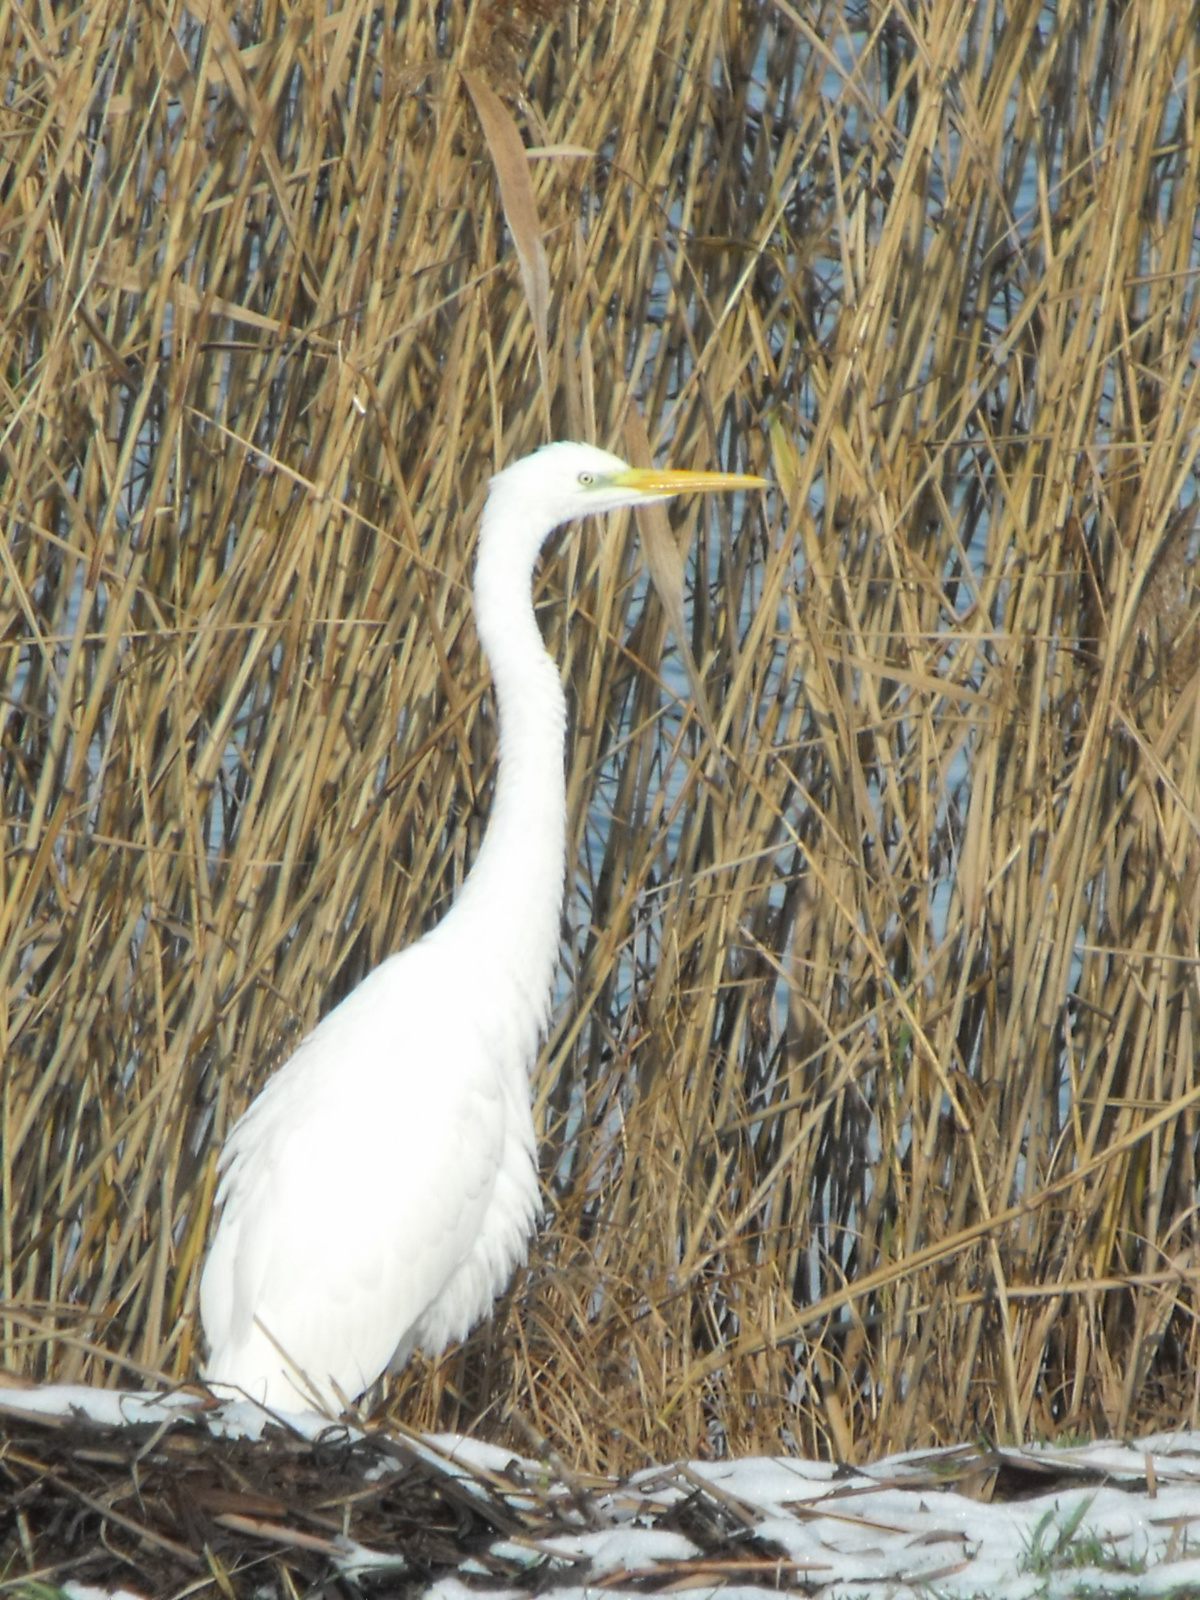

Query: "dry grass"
(2, 0), (1198, 1473)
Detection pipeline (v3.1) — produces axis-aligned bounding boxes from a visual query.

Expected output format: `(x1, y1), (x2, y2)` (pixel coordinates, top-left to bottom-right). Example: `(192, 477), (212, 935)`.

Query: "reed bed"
(2, 0), (1198, 1472)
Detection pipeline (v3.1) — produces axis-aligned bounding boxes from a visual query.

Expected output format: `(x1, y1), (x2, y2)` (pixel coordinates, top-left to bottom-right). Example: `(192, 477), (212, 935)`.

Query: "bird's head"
(484, 440), (767, 549)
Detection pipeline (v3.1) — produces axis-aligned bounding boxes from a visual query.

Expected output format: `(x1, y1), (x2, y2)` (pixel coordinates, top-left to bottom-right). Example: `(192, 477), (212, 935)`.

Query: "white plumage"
(199, 441), (765, 1412)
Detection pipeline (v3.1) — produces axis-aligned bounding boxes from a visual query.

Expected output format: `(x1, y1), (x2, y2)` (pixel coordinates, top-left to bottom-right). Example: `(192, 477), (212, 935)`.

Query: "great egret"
(200, 440), (766, 1412)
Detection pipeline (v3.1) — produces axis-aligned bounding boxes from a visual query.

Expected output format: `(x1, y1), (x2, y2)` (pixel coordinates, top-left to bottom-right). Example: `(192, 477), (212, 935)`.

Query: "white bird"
(199, 440), (766, 1412)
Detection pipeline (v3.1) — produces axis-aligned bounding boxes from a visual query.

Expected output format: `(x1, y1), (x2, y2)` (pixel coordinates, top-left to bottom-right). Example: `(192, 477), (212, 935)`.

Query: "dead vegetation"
(6, 1396), (1182, 1596)
(1, 0), (1198, 1473)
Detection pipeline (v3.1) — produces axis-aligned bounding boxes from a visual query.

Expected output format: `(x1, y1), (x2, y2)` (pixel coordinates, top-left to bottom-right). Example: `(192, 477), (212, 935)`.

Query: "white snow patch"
(0, 1380), (360, 1441)
(0, 1383), (201, 1428)
(537, 1526), (700, 1574)
(63, 1586), (148, 1600)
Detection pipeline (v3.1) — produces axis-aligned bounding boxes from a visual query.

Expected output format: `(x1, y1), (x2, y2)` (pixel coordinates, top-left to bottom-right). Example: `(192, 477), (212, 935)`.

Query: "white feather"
(199, 441), (762, 1411)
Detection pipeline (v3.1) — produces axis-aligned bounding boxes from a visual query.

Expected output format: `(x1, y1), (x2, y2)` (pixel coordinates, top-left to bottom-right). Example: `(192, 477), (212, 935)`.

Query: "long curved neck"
(441, 499), (567, 1027)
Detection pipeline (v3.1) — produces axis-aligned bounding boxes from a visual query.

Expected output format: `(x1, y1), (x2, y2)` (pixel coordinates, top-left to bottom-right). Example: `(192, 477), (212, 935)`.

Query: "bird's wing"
(201, 942), (512, 1404)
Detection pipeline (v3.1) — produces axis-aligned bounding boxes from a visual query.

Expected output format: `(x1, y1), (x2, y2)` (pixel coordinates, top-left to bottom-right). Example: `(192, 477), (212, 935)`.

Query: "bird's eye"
(577, 471), (595, 487)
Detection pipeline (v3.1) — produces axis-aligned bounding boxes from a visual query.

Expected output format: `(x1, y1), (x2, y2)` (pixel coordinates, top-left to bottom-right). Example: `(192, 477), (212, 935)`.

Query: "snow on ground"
(4, 1384), (1200, 1598)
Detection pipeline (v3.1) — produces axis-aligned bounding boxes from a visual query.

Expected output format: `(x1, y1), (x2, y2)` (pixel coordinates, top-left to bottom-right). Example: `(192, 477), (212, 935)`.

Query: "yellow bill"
(614, 465), (769, 497)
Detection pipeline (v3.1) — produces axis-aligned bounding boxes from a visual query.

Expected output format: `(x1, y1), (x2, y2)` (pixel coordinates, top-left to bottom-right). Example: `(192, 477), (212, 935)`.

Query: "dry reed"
(1, 0), (1198, 1472)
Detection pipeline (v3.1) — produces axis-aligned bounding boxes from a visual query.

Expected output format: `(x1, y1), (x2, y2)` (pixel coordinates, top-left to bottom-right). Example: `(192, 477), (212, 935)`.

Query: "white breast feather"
(200, 937), (540, 1410)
